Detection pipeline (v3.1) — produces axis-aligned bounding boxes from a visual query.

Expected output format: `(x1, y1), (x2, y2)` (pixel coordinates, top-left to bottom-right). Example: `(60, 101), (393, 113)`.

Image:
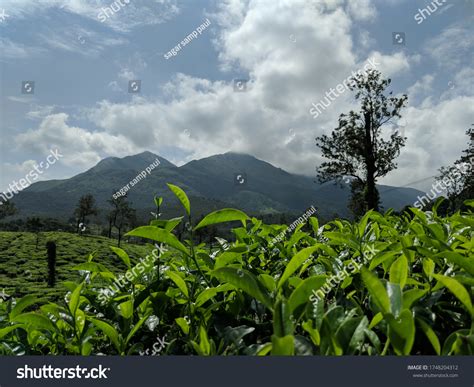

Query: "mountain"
(9, 151), (424, 221)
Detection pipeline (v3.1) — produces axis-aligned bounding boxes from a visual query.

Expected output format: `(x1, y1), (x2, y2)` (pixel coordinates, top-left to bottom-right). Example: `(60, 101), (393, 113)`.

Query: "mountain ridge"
(9, 151), (424, 221)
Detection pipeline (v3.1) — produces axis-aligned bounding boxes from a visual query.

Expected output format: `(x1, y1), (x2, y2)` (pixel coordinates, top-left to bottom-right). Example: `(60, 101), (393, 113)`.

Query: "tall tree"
(0, 200), (18, 221)
(435, 126), (473, 211)
(316, 69), (407, 215)
(74, 194), (98, 233)
(25, 217), (44, 249)
(107, 195), (136, 247)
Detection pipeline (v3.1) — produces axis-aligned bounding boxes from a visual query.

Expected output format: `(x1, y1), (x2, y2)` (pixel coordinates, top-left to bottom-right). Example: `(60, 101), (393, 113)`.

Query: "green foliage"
(316, 69), (408, 214)
(0, 200), (18, 221)
(435, 126), (474, 212)
(107, 195), (136, 246)
(74, 194), (98, 231)
(0, 231), (148, 301)
(0, 187), (472, 356)
(167, 184), (191, 216)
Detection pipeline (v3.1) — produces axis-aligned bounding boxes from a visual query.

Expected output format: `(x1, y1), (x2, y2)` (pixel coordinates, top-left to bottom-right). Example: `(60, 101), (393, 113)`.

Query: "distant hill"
(10, 151), (424, 221)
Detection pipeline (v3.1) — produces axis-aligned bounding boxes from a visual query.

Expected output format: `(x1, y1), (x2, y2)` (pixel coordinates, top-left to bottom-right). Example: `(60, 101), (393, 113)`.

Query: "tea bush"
(0, 232), (149, 301)
(0, 185), (472, 356)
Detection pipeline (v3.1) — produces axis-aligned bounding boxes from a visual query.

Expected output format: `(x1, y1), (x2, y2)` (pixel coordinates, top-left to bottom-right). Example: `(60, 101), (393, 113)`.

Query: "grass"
(0, 231), (149, 302)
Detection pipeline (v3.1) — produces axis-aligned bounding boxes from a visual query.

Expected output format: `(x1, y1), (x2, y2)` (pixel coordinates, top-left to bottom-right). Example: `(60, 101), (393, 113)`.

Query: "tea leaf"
(361, 268), (390, 314)
(278, 246), (319, 289)
(167, 184), (191, 216)
(211, 267), (273, 310)
(110, 247), (131, 269)
(433, 274), (472, 314)
(194, 209), (249, 230)
(166, 271), (189, 298)
(126, 226), (189, 256)
(389, 255), (408, 288)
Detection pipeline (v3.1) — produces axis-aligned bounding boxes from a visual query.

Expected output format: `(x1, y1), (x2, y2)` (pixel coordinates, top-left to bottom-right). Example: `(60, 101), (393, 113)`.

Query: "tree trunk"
(118, 227), (122, 247)
(364, 112), (379, 211)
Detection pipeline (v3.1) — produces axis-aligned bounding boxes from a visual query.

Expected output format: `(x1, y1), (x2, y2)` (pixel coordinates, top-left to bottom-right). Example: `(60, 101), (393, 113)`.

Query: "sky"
(0, 0), (473, 194)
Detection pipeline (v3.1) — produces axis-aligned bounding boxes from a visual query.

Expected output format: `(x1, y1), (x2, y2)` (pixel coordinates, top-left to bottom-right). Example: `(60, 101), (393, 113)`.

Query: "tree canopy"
(316, 69), (407, 216)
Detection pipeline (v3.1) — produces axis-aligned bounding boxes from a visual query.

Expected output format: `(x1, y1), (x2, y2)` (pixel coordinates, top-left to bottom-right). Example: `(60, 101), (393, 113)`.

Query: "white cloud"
(357, 30), (376, 50)
(1, 159), (41, 192)
(26, 105), (57, 120)
(15, 113), (138, 168)
(77, 0), (415, 178)
(380, 95), (474, 190)
(451, 66), (474, 97)
(37, 27), (128, 56)
(1, 0), (180, 32)
(407, 74), (434, 105)
(425, 23), (474, 69)
(6, 0), (471, 193)
(0, 38), (45, 60)
(368, 51), (410, 76)
(346, 0), (377, 21)
(116, 52), (148, 81)
(7, 96), (35, 104)
(107, 80), (123, 92)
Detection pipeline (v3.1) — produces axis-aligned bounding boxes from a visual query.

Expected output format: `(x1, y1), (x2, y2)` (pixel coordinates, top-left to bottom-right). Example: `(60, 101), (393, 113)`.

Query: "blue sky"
(0, 0), (473, 193)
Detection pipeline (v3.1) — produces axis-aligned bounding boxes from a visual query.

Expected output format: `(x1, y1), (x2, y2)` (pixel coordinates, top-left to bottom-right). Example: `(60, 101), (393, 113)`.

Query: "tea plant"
(0, 186), (472, 356)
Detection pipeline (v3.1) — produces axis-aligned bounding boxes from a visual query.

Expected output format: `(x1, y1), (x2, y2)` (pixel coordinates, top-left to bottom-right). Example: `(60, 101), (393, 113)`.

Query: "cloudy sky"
(0, 0), (473, 193)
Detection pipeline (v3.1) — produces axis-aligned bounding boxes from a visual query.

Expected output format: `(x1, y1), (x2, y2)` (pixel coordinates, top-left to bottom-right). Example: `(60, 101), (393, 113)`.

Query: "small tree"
(316, 69), (407, 216)
(107, 195), (136, 247)
(436, 126), (473, 211)
(106, 211), (115, 239)
(25, 217), (44, 249)
(0, 200), (18, 221)
(74, 194), (98, 233)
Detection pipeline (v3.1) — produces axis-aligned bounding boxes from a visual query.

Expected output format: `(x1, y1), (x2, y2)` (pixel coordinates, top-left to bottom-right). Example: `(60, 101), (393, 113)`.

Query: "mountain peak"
(135, 151), (159, 158)
(93, 151), (175, 172)
(223, 151), (256, 158)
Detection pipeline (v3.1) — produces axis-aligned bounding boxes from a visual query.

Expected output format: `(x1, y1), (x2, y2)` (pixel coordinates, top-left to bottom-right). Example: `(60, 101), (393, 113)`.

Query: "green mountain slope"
(10, 151), (425, 220)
